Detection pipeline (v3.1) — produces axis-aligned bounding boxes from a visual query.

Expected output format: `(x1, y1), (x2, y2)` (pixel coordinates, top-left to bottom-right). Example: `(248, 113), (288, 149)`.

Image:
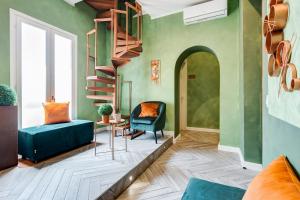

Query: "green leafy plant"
(97, 104), (113, 116)
(0, 84), (17, 106)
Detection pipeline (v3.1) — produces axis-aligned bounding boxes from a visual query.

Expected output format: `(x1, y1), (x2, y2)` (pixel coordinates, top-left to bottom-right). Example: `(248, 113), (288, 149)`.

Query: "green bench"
(18, 120), (94, 163)
(182, 178), (246, 200)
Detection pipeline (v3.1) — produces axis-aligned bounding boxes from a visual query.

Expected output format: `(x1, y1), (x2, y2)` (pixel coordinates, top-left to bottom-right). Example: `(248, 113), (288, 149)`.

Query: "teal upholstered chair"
(130, 101), (166, 143)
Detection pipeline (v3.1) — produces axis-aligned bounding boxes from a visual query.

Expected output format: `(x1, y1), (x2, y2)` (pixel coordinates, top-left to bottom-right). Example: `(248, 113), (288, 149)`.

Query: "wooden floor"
(118, 130), (258, 200)
(0, 131), (170, 200)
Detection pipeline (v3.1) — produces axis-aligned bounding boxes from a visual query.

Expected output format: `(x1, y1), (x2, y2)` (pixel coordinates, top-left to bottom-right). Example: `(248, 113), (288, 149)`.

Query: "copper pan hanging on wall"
(269, 4), (289, 31)
(263, 15), (270, 36)
(281, 63), (297, 92)
(276, 40), (292, 67)
(268, 53), (281, 77)
(265, 31), (284, 54)
(291, 78), (300, 90)
(269, 0), (284, 8)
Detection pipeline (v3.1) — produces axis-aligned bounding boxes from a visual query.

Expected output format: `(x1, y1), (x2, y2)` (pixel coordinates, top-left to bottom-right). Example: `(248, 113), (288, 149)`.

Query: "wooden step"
(86, 76), (115, 84)
(117, 39), (138, 46)
(86, 95), (114, 101)
(97, 10), (112, 18)
(111, 57), (131, 67)
(86, 86), (114, 93)
(94, 17), (112, 22)
(85, 0), (116, 11)
(95, 66), (115, 76)
(116, 50), (140, 59)
(117, 31), (137, 41)
(115, 44), (141, 54)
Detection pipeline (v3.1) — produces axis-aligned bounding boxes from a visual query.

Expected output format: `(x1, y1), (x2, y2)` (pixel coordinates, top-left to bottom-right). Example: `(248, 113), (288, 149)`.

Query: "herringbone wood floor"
(0, 132), (169, 200)
(117, 130), (258, 200)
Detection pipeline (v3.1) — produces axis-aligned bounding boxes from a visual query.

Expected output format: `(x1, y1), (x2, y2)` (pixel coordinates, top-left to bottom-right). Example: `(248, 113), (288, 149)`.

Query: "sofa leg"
(161, 130), (164, 137)
(154, 131), (158, 144)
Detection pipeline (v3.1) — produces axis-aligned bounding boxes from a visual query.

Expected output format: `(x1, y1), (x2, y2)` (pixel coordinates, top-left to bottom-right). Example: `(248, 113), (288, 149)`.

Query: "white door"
(11, 10), (77, 128)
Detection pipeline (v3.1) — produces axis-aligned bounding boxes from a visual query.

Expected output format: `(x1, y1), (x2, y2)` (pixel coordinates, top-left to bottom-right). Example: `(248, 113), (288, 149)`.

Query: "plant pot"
(0, 106), (18, 171)
(102, 115), (110, 123)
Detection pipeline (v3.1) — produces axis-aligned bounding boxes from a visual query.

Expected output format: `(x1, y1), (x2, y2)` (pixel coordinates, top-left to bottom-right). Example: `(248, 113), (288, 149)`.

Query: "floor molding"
(186, 127), (220, 133)
(218, 145), (263, 171)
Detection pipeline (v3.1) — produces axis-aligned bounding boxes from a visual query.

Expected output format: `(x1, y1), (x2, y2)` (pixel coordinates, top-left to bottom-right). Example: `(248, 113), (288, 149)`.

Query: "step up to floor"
(86, 95), (114, 101)
(87, 76), (115, 84)
(95, 66), (115, 76)
(86, 86), (114, 93)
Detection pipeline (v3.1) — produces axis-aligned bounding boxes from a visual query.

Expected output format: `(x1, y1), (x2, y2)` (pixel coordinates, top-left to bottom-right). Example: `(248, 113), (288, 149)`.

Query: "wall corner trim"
(218, 144), (263, 171)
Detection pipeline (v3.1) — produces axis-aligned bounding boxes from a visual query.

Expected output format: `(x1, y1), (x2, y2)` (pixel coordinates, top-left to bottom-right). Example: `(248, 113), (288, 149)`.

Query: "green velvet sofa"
(130, 101), (166, 143)
(18, 120), (94, 163)
(182, 178), (246, 200)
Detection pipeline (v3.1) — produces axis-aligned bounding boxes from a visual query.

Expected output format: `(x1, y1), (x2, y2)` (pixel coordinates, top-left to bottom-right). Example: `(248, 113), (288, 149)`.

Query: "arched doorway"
(174, 46), (220, 137)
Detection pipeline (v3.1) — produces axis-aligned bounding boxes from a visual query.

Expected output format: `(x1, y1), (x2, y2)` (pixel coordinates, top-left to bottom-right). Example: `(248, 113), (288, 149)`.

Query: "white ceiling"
(137, 0), (213, 19)
(64, 0), (213, 19)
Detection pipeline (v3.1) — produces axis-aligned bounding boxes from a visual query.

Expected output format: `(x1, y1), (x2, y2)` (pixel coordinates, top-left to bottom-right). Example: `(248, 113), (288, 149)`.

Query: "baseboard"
(218, 144), (263, 171)
(186, 127), (220, 133)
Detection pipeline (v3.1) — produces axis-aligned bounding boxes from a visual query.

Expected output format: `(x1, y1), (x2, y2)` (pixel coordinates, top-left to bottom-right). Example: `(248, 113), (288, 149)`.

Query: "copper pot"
(269, 0), (284, 8)
(276, 40), (291, 67)
(282, 63), (297, 92)
(263, 15), (270, 36)
(102, 115), (110, 123)
(268, 54), (281, 77)
(269, 4), (289, 31)
(265, 31), (284, 54)
(291, 78), (300, 90)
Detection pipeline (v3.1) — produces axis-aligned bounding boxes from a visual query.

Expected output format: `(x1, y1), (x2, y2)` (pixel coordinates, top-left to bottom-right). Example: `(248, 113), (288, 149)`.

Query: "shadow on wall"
(174, 46), (220, 137)
(228, 0), (239, 15)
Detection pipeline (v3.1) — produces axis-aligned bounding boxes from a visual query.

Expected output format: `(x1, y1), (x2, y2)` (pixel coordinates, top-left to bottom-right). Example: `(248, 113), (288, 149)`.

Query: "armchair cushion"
(139, 103), (159, 117)
(132, 117), (156, 125)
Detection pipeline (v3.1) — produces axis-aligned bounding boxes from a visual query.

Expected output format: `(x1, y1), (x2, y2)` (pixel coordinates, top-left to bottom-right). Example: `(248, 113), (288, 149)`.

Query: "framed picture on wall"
(151, 59), (160, 84)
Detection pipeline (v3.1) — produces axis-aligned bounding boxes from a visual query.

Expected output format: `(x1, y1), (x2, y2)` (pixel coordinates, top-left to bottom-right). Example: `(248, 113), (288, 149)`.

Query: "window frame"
(10, 9), (78, 128)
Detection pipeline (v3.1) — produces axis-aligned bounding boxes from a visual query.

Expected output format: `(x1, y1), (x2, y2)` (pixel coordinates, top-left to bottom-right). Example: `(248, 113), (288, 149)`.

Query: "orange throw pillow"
(139, 103), (159, 117)
(43, 102), (71, 125)
(243, 155), (300, 200)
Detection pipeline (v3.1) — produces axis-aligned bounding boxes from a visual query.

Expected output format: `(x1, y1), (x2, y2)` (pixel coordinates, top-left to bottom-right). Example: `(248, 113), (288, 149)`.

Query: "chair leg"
(161, 130), (164, 137)
(154, 131), (158, 144)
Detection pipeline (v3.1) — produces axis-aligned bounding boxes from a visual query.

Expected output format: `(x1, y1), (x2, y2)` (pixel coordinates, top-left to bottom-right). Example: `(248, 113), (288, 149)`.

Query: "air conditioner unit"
(183, 0), (227, 25)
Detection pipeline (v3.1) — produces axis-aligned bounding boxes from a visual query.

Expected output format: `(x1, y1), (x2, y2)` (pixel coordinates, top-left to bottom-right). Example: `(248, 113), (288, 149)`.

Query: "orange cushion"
(139, 103), (159, 117)
(43, 102), (71, 125)
(243, 155), (300, 200)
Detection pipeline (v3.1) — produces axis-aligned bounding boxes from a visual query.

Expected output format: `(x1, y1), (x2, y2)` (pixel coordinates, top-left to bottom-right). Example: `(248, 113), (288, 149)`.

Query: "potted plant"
(0, 84), (18, 170)
(98, 104), (113, 123)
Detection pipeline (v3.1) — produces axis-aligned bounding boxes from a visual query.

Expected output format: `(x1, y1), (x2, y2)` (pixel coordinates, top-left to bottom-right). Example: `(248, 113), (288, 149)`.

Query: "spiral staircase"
(85, 0), (142, 113)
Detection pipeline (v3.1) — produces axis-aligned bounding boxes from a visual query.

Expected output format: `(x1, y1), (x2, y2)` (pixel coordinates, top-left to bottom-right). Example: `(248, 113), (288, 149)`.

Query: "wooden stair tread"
(94, 17), (112, 22)
(111, 57), (131, 67)
(116, 50), (140, 59)
(117, 31), (137, 41)
(115, 44), (142, 53)
(117, 39), (138, 46)
(97, 10), (112, 18)
(85, 0), (115, 11)
(95, 66), (115, 76)
(86, 95), (114, 101)
(86, 76), (115, 84)
(86, 86), (114, 93)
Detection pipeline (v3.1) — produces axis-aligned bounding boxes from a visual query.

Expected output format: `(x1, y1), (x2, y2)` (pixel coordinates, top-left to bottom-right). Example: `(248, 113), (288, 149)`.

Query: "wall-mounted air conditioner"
(183, 0), (227, 25)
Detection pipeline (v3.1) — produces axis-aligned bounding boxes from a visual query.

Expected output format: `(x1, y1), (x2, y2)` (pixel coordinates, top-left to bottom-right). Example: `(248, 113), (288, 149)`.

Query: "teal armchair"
(130, 101), (166, 143)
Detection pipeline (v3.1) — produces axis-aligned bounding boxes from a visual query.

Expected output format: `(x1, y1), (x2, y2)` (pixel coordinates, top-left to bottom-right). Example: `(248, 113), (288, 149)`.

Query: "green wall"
(119, 0), (243, 148)
(240, 0), (262, 164)
(0, 0), (99, 121)
(186, 52), (220, 129)
(262, 0), (300, 174)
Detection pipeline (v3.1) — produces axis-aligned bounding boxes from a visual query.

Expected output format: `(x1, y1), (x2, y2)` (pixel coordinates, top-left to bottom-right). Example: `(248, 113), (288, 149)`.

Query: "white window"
(10, 9), (77, 128)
